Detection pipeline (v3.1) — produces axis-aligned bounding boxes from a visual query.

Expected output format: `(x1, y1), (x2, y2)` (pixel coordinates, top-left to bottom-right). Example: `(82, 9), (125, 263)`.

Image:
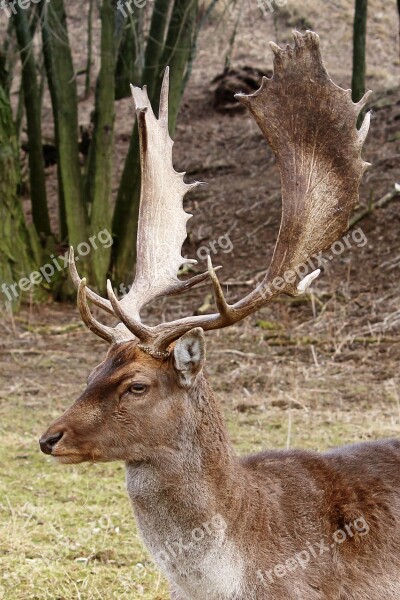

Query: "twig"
(310, 344), (319, 367)
(350, 184), (400, 227)
(244, 218), (272, 240)
(210, 349), (261, 359)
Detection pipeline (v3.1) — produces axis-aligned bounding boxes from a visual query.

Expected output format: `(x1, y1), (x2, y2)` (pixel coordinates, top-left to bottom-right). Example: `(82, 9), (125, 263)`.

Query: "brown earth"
(1, 0), (400, 461)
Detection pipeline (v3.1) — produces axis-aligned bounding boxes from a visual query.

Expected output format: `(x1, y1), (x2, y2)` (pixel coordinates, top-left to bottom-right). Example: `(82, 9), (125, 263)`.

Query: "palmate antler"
(70, 68), (211, 346)
(71, 31), (371, 356)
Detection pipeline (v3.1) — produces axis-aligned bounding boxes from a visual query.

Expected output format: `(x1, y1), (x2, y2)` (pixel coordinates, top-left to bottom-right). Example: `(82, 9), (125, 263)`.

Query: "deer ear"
(173, 328), (205, 387)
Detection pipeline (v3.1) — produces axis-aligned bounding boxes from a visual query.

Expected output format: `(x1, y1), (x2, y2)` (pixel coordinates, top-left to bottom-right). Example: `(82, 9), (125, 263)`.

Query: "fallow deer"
(40, 31), (400, 600)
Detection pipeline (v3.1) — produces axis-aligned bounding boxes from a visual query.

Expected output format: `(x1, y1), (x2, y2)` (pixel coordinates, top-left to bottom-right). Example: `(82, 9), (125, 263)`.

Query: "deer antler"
(70, 68), (212, 344)
(239, 30), (371, 296)
(72, 31), (371, 354)
(118, 68), (211, 320)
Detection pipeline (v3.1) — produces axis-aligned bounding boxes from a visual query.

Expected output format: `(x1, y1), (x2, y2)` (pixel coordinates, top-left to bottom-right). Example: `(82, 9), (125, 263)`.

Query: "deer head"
(39, 329), (209, 463)
(40, 30), (370, 465)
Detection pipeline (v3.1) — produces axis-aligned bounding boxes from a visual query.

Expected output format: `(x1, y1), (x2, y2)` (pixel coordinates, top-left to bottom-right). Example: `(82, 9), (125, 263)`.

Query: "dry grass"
(1, 291), (399, 598)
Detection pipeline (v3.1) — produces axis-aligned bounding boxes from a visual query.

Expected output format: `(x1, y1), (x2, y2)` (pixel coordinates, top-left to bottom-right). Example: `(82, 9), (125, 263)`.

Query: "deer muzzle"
(39, 430), (64, 455)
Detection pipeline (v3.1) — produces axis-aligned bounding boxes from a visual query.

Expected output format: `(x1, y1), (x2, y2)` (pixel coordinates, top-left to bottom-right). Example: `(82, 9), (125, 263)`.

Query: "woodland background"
(0, 0), (399, 598)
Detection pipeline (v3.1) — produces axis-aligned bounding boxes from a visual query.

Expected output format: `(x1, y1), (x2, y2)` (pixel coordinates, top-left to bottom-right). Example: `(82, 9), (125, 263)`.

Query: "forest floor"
(0, 0), (400, 598)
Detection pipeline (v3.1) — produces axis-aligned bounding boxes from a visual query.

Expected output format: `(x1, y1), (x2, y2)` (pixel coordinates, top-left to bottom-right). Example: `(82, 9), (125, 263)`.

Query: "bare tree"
(352, 0), (368, 104)
(0, 84), (42, 303)
(0, 0), (215, 303)
(13, 6), (51, 239)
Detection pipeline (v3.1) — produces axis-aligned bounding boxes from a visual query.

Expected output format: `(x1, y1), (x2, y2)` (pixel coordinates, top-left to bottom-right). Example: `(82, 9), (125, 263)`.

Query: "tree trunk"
(41, 9), (67, 242)
(111, 126), (141, 285)
(0, 85), (42, 307)
(115, 15), (141, 100)
(352, 0), (368, 104)
(153, 0), (199, 134)
(1, 20), (15, 96)
(142, 0), (171, 101)
(85, 0), (120, 291)
(85, 0), (94, 99)
(397, 0), (400, 57)
(42, 0), (87, 254)
(13, 6), (51, 239)
(112, 0), (198, 284)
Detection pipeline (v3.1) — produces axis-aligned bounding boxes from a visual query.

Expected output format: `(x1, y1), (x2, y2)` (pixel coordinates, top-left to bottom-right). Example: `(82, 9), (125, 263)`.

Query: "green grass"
(0, 400), (168, 599)
(1, 387), (398, 599)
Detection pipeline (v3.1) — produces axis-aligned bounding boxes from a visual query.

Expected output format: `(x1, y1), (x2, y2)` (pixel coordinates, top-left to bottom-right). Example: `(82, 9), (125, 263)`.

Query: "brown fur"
(40, 339), (400, 599)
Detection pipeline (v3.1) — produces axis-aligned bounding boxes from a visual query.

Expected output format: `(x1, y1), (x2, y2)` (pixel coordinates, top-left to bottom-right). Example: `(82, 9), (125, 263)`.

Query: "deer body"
(124, 369), (400, 600)
(38, 30), (395, 599)
(41, 336), (400, 599)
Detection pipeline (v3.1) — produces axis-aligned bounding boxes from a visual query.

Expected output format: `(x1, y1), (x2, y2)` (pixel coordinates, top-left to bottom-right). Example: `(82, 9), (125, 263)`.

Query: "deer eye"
(129, 383), (148, 395)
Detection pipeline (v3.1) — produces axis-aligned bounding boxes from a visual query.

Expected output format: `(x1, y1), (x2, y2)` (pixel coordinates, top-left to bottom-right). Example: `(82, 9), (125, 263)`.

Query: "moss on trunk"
(0, 86), (43, 307)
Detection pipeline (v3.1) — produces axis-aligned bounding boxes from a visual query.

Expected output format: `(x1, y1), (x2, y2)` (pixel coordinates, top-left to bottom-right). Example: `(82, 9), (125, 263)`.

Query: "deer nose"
(39, 431), (64, 455)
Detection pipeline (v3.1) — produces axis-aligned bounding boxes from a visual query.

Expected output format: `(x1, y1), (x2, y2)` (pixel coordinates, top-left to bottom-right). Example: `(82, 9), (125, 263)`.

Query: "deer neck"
(125, 374), (246, 598)
(126, 373), (239, 512)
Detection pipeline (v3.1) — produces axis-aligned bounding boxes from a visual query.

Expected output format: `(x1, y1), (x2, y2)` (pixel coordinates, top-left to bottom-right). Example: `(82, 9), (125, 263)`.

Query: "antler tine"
(69, 247), (114, 316)
(159, 65), (169, 124)
(77, 279), (122, 344)
(106, 280), (151, 342)
(358, 109), (372, 148)
(206, 256), (232, 320)
(160, 267), (219, 298)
